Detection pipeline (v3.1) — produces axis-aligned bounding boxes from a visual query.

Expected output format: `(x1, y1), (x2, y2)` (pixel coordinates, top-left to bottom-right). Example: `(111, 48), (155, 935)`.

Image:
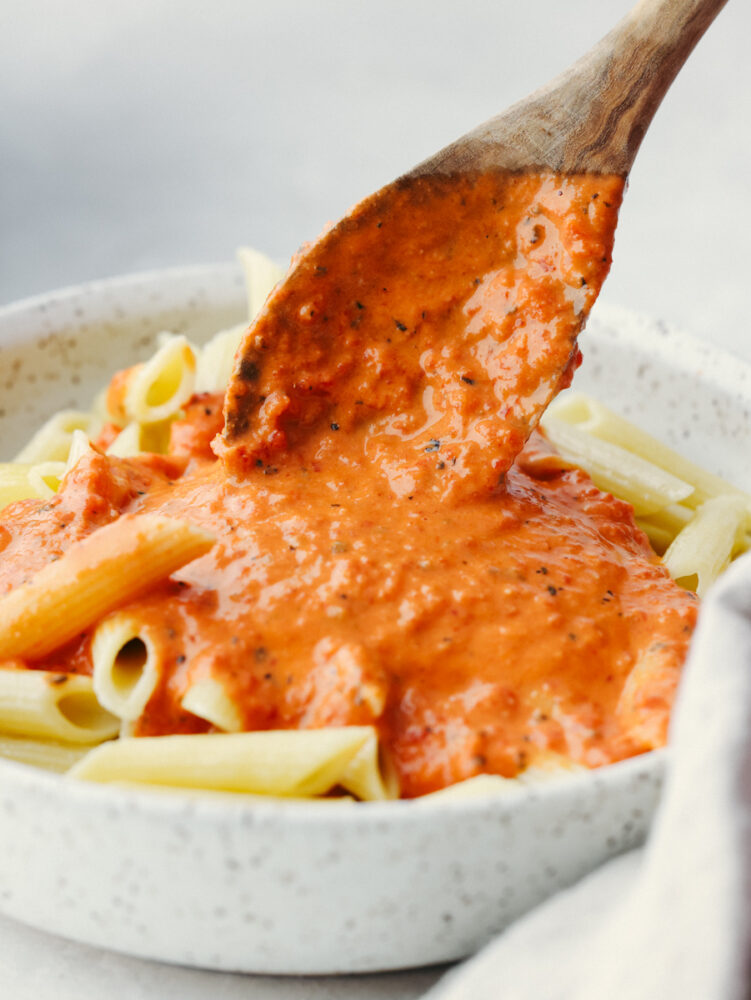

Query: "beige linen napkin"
(425, 552), (751, 999)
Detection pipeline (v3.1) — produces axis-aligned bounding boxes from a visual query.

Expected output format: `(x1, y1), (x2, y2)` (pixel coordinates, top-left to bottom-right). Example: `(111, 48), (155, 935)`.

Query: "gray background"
(2, 0), (749, 352)
(0, 1), (749, 997)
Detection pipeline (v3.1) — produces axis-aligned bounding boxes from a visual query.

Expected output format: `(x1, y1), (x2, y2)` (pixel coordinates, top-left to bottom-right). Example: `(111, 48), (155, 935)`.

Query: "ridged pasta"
(14, 410), (95, 464)
(70, 727), (389, 798)
(0, 734), (90, 772)
(546, 392), (751, 512)
(663, 495), (749, 597)
(0, 464), (48, 511)
(0, 514), (215, 661)
(194, 325), (248, 395)
(543, 393), (751, 587)
(92, 612), (162, 722)
(338, 730), (399, 801)
(181, 677), (243, 733)
(539, 417), (693, 515)
(0, 668), (119, 744)
(113, 335), (197, 426)
(237, 245), (285, 319)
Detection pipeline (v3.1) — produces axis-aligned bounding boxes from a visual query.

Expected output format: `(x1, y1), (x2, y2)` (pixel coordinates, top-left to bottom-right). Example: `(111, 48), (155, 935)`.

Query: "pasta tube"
(181, 677), (243, 732)
(113, 335), (197, 426)
(546, 393), (751, 513)
(0, 514), (215, 661)
(70, 727), (382, 798)
(14, 410), (94, 464)
(0, 734), (90, 772)
(105, 420), (171, 458)
(413, 753), (585, 801)
(237, 245), (285, 320)
(194, 325), (247, 395)
(179, 684), (399, 801)
(417, 774), (525, 801)
(0, 668), (119, 744)
(0, 460), (69, 511)
(0, 464), (48, 510)
(194, 247), (283, 392)
(539, 418), (694, 515)
(662, 495), (748, 597)
(92, 612), (162, 722)
(338, 730), (399, 801)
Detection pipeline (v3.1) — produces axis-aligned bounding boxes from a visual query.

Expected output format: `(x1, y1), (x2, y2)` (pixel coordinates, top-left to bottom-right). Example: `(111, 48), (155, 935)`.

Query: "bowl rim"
(0, 743), (668, 825)
(0, 261), (243, 322)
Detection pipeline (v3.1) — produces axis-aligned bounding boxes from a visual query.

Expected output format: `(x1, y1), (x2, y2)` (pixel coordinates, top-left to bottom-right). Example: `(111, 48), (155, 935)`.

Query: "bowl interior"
(0, 263), (245, 459)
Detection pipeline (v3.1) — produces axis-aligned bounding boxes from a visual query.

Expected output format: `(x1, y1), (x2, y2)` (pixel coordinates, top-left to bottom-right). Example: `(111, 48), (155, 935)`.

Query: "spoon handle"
(416, 0), (728, 177)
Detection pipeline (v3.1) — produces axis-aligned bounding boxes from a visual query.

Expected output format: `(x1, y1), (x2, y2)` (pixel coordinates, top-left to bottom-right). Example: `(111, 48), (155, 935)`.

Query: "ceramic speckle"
(1, 267), (750, 973)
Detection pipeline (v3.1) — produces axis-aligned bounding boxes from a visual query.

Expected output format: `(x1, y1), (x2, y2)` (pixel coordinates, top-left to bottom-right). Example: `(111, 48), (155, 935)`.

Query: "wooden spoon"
(218, 0), (727, 500)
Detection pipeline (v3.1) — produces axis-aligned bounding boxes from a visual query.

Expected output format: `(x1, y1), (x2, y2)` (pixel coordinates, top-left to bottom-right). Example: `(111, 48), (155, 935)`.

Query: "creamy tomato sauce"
(0, 169), (698, 797)
(220, 171), (624, 501)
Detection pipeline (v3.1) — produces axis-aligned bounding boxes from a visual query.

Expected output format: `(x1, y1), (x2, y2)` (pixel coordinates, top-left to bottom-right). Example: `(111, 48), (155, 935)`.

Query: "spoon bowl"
(220, 0), (727, 484)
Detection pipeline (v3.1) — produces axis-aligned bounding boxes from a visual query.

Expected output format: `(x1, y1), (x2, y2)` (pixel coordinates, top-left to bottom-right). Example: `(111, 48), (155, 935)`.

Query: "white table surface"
(1, 1), (749, 996)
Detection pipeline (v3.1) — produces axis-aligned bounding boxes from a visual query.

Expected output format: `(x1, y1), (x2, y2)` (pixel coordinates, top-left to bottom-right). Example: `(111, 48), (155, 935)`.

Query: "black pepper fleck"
(239, 359), (260, 382)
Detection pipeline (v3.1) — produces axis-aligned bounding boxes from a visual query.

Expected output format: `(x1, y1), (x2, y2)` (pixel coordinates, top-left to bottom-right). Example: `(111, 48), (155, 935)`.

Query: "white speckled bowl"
(1, 266), (750, 974)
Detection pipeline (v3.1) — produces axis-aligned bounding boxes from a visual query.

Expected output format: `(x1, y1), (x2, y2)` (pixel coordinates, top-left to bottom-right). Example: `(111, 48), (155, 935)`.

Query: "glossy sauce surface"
(221, 172), (624, 501)
(0, 169), (699, 797)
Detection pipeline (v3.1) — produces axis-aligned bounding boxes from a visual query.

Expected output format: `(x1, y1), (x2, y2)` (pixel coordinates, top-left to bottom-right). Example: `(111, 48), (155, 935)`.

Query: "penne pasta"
(539, 416), (694, 515)
(0, 668), (119, 744)
(178, 684), (397, 799)
(415, 756), (584, 802)
(27, 461), (66, 498)
(69, 727), (383, 798)
(0, 514), (215, 661)
(105, 420), (171, 458)
(64, 429), (95, 472)
(546, 392), (751, 513)
(337, 730), (399, 801)
(662, 495), (749, 597)
(194, 324), (248, 395)
(0, 460), (69, 511)
(0, 734), (90, 772)
(105, 421), (144, 458)
(13, 410), (94, 464)
(0, 463), (46, 510)
(237, 245), (285, 320)
(181, 676), (243, 733)
(416, 774), (525, 801)
(516, 753), (586, 784)
(194, 248), (283, 393)
(635, 519), (675, 555)
(115, 335), (197, 426)
(92, 612), (162, 722)
(636, 503), (695, 554)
